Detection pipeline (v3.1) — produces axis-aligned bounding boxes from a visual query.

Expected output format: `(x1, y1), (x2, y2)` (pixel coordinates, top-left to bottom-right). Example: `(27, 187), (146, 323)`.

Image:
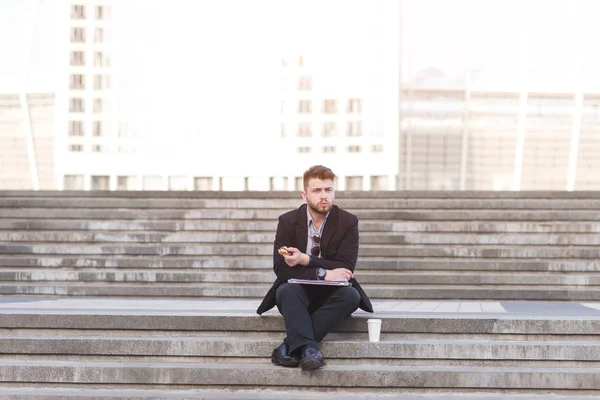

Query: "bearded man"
(256, 165), (373, 371)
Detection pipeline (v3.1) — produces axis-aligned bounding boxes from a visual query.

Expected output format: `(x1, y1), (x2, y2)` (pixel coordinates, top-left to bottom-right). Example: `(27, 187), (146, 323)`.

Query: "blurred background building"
(1, 0), (599, 191)
(0, 92), (55, 189)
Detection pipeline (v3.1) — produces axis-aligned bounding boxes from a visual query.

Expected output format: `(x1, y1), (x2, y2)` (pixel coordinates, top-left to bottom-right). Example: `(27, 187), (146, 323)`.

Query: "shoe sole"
(300, 359), (325, 371)
(271, 357), (300, 368)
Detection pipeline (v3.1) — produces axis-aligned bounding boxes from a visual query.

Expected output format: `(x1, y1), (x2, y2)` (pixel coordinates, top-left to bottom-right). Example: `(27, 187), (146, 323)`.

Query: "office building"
(3, 0), (599, 191)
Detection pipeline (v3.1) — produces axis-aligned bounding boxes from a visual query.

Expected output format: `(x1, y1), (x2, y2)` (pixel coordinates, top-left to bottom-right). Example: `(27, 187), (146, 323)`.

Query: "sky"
(0, 0), (56, 91)
(2, 0), (600, 92)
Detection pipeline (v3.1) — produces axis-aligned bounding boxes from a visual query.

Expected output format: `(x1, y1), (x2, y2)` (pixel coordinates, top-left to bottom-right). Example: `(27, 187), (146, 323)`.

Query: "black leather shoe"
(300, 346), (325, 371)
(271, 343), (300, 368)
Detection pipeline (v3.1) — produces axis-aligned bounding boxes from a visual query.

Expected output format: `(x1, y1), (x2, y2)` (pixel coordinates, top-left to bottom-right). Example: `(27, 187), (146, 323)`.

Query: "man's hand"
(325, 268), (353, 281)
(281, 247), (309, 267)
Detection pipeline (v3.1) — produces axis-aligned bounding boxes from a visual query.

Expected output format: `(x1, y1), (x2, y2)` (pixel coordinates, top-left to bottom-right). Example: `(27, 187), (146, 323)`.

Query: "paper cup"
(367, 318), (382, 342)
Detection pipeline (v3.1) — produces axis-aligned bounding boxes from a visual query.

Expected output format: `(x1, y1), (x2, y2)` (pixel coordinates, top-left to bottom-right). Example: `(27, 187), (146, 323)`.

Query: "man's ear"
(301, 191), (307, 201)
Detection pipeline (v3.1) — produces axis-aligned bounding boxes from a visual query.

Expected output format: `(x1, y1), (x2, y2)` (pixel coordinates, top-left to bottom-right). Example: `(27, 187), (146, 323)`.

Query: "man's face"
(302, 178), (335, 216)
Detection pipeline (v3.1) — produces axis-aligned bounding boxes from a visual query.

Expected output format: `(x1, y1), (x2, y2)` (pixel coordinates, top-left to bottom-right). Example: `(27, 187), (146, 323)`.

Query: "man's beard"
(308, 200), (331, 215)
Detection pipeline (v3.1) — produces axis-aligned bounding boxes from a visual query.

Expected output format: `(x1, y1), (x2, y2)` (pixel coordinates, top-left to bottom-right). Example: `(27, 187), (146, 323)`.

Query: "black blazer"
(256, 204), (373, 315)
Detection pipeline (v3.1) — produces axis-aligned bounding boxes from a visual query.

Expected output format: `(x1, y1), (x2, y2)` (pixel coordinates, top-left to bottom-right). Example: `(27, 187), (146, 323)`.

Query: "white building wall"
(5, 0), (600, 191)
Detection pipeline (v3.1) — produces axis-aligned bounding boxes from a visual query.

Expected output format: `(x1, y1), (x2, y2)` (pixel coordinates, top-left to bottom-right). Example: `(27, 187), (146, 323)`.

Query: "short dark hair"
(303, 165), (336, 190)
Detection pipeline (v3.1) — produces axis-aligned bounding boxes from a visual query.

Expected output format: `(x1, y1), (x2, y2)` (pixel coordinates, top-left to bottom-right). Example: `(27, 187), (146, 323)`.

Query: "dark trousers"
(275, 282), (361, 354)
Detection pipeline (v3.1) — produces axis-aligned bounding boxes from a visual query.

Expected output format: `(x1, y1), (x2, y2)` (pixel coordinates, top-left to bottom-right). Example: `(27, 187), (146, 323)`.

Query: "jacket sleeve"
(272, 216), (320, 281)
(306, 217), (359, 272)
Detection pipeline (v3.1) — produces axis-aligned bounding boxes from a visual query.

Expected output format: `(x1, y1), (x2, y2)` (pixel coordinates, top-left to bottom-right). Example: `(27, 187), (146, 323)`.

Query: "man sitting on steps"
(256, 165), (373, 371)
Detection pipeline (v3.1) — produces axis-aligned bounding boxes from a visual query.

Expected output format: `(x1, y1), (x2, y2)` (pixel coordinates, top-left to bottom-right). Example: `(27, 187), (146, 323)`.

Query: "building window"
(270, 177), (288, 190)
(70, 51), (85, 66)
(280, 123), (286, 137)
(323, 146), (336, 153)
(117, 176), (136, 190)
(348, 145), (361, 153)
(347, 121), (362, 137)
(118, 122), (134, 138)
(143, 176), (163, 190)
(91, 144), (105, 153)
(281, 57), (287, 67)
(68, 144), (84, 152)
(71, 4), (85, 19)
(69, 98), (84, 113)
(95, 5), (107, 20)
(322, 122), (336, 137)
(298, 56), (304, 67)
(118, 144), (136, 154)
(347, 98), (362, 113)
(94, 74), (110, 90)
(297, 75), (312, 91)
(69, 74), (85, 90)
(297, 146), (311, 153)
(64, 175), (84, 190)
(323, 99), (337, 114)
(92, 121), (102, 137)
(245, 177), (269, 191)
(297, 122), (312, 137)
(371, 144), (384, 153)
(371, 176), (388, 190)
(70, 27), (86, 43)
(169, 176), (188, 190)
(68, 121), (84, 136)
(220, 177), (245, 191)
(346, 176), (363, 190)
(194, 177), (213, 190)
(94, 52), (110, 67)
(280, 101), (286, 114)
(298, 100), (312, 114)
(94, 28), (104, 43)
(93, 98), (103, 113)
(91, 175), (110, 190)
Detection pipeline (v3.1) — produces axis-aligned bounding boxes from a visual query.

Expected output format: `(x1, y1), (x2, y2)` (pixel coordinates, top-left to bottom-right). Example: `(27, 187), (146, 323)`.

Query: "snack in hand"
(278, 247), (289, 256)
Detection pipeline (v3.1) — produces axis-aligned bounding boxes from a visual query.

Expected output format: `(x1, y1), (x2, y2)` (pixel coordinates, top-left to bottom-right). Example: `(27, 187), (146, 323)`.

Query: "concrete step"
(2, 219), (599, 233)
(0, 219), (277, 232)
(0, 355), (596, 368)
(0, 269), (274, 284)
(3, 231), (600, 245)
(1, 360), (600, 389)
(2, 387), (598, 400)
(2, 189), (599, 199)
(0, 269), (598, 287)
(1, 300), (599, 334)
(3, 208), (600, 221)
(2, 283), (600, 300)
(3, 243), (600, 258)
(4, 197), (600, 210)
(0, 256), (273, 269)
(1, 256), (598, 272)
(2, 335), (600, 361)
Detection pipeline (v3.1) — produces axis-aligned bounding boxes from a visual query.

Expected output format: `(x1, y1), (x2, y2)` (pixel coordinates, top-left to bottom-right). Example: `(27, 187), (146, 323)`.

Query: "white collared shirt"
(306, 207), (329, 258)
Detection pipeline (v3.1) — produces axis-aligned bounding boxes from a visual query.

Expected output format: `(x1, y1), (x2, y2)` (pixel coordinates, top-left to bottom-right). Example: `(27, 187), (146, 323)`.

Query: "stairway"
(1, 190), (600, 397)
(0, 297), (599, 398)
(0, 190), (599, 300)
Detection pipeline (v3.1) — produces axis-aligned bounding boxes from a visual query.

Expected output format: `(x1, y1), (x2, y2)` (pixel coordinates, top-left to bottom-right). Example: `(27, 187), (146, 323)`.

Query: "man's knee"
(339, 287), (361, 309)
(276, 283), (304, 304)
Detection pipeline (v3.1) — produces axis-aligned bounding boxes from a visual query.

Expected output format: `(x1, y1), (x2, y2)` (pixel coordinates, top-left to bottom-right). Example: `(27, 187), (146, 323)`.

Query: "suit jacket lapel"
(295, 204), (308, 253)
(320, 205), (338, 256)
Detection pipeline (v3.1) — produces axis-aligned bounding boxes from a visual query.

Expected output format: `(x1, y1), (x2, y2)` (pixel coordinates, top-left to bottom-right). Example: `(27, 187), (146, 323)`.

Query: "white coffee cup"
(367, 318), (382, 342)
